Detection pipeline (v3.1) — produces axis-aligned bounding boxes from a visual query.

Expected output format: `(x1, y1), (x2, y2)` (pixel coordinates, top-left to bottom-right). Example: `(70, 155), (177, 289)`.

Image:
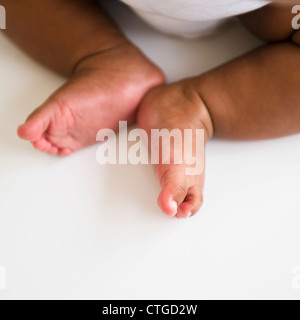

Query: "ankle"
(72, 39), (132, 74)
(73, 41), (165, 88)
(187, 80), (215, 140)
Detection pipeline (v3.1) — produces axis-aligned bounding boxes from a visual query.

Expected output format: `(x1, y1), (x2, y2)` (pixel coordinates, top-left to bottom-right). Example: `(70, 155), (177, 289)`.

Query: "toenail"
(187, 212), (192, 218)
(170, 200), (178, 216)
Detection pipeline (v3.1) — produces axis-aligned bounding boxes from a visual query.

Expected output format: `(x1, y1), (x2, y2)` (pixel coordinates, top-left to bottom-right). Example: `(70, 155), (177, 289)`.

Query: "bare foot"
(138, 80), (214, 218)
(18, 43), (164, 156)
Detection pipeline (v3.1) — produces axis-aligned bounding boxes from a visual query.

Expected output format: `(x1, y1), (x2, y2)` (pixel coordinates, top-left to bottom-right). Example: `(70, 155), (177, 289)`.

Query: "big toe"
(18, 107), (50, 142)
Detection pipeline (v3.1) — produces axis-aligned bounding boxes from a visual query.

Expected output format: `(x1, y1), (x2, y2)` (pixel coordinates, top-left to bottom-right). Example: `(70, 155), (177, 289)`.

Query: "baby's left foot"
(138, 80), (214, 218)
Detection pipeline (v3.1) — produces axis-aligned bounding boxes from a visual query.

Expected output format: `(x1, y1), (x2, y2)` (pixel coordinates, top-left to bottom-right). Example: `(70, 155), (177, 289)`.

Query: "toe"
(33, 137), (53, 153)
(47, 146), (59, 156)
(157, 165), (204, 218)
(18, 107), (50, 142)
(33, 137), (59, 155)
(58, 148), (73, 157)
(178, 186), (204, 218)
(157, 167), (190, 217)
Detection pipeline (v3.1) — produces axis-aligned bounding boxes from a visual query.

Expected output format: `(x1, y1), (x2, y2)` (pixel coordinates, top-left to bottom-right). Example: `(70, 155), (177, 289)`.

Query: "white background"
(0, 0), (300, 300)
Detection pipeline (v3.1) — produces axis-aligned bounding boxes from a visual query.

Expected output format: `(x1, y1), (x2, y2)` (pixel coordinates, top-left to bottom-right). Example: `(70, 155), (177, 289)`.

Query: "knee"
(239, 4), (295, 43)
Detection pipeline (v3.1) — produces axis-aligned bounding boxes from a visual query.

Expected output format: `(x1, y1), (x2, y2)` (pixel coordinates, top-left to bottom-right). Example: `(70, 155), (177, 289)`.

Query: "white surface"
(0, 1), (300, 300)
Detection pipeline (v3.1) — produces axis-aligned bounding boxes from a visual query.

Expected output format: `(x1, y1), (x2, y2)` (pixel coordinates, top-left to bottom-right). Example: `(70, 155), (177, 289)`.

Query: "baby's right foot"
(18, 43), (164, 155)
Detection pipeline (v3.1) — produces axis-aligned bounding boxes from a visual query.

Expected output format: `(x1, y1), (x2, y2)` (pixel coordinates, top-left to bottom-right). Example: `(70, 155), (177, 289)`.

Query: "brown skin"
(240, 2), (295, 42)
(3, 0), (164, 155)
(2, 0), (129, 76)
(2, 0), (299, 216)
(192, 3), (300, 141)
(138, 2), (300, 217)
(137, 81), (210, 218)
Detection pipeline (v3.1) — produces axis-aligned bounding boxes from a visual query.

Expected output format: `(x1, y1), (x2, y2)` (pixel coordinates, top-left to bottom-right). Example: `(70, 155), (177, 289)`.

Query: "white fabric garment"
(120, 0), (271, 37)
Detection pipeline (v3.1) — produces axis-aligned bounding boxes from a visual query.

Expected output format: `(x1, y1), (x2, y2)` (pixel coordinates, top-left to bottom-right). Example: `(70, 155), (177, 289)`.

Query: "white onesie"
(119, 0), (271, 38)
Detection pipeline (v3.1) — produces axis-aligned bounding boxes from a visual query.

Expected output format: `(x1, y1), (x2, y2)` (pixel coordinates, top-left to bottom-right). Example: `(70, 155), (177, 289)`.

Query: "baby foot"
(18, 43), (164, 156)
(138, 80), (214, 218)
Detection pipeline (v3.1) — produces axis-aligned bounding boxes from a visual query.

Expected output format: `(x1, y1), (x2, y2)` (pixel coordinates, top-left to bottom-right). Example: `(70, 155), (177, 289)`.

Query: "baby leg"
(138, 3), (300, 218)
(3, 0), (164, 155)
(195, 3), (300, 140)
